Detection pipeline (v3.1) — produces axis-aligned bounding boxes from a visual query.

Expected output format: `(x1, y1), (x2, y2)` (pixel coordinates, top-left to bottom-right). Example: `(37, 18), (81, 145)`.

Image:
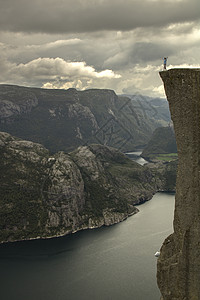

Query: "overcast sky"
(0, 0), (200, 97)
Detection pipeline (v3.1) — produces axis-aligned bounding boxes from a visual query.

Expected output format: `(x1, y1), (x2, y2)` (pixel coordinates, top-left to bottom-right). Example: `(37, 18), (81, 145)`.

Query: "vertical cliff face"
(157, 69), (200, 300)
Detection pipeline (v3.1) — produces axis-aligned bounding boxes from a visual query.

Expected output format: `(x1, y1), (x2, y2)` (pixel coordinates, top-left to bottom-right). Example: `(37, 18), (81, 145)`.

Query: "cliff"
(141, 126), (177, 161)
(0, 85), (169, 153)
(1, 131), (168, 244)
(157, 69), (200, 300)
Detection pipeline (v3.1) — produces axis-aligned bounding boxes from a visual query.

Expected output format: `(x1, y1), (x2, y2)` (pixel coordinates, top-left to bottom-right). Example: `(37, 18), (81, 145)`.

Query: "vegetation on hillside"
(0, 84), (170, 153)
(141, 126), (177, 161)
(0, 132), (176, 243)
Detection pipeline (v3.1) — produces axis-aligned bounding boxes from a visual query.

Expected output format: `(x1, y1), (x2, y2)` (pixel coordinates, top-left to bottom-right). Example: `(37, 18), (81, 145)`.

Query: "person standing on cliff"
(163, 57), (168, 70)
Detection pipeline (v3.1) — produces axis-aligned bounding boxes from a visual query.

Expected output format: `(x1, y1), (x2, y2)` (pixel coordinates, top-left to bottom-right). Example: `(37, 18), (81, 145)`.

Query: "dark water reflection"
(0, 192), (175, 300)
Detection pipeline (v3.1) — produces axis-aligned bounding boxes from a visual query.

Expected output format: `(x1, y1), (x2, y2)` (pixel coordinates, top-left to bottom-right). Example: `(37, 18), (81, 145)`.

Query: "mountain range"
(0, 84), (175, 243)
(0, 84), (171, 153)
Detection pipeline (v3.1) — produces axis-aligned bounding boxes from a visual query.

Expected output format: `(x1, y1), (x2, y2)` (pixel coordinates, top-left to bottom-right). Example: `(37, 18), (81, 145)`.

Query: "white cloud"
(153, 85), (165, 97)
(15, 57), (120, 79)
(0, 57), (121, 89)
(43, 79), (90, 90)
(0, 0), (200, 97)
(168, 64), (200, 69)
(26, 39), (82, 51)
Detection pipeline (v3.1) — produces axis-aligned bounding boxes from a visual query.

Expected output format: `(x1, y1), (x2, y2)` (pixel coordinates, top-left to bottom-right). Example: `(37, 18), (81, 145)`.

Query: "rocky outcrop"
(0, 132), (86, 241)
(0, 85), (38, 122)
(157, 69), (200, 299)
(1, 131), (168, 244)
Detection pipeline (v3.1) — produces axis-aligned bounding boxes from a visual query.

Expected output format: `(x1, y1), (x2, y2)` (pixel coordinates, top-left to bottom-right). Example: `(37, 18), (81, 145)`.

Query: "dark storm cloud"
(0, 0), (199, 34)
(0, 0), (200, 97)
(103, 41), (176, 70)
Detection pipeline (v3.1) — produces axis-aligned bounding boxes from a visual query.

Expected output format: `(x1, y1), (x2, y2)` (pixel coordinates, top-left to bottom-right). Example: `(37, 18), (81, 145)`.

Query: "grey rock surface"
(157, 69), (200, 300)
(0, 132), (166, 243)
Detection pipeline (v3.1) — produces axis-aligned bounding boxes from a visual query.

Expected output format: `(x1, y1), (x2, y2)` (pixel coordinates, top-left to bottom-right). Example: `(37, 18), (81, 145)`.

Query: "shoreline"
(0, 207), (139, 246)
(0, 191), (175, 246)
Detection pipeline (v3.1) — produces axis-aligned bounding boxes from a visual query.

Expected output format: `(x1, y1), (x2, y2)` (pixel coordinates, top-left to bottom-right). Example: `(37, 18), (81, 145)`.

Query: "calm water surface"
(0, 192), (175, 300)
(125, 151), (147, 165)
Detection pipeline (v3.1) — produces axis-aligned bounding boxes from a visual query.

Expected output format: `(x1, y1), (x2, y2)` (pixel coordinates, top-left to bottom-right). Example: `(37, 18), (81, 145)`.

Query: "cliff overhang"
(157, 68), (200, 300)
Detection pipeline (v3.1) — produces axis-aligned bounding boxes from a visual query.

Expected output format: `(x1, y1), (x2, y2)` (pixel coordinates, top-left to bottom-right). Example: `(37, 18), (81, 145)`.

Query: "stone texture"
(1, 132), (166, 243)
(157, 69), (200, 300)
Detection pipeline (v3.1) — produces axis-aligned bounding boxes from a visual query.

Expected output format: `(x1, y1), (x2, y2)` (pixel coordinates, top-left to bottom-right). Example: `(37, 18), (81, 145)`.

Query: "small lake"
(125, 150), (148, 165)
(0, 192), (175, 300)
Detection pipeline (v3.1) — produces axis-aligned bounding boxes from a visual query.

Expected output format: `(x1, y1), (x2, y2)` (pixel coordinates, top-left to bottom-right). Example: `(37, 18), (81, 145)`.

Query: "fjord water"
(125, 150), (147, 165)
(0, 192), (175, 300)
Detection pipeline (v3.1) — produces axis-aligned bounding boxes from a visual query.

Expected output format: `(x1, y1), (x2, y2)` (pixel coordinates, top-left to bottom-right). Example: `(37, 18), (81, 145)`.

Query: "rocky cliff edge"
(157, 69), (200, 300)
(0, 132), (166, 243)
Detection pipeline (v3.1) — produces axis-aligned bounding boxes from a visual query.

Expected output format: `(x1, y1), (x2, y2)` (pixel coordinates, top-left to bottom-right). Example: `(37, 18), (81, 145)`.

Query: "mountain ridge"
(0, 84), (170, 153)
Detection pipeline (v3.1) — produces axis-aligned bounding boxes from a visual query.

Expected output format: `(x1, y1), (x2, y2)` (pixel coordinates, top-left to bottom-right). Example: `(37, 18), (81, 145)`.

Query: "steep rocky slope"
(157, 69), (200, 300)
(1, 131), (170, 244)
(123, 94), (171, 126)
(0, 85), (169, 153)
(141, 126), (177, 160)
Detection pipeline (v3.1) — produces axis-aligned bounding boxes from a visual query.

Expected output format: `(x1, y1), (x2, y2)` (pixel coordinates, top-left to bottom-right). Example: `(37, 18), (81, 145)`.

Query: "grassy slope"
(141, 126), (177, 160)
